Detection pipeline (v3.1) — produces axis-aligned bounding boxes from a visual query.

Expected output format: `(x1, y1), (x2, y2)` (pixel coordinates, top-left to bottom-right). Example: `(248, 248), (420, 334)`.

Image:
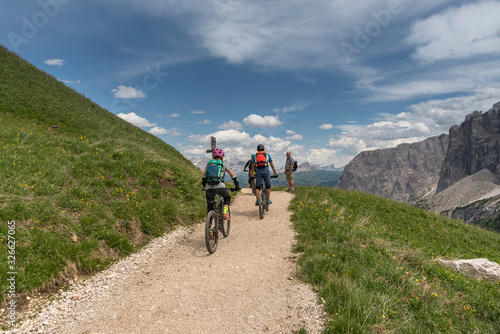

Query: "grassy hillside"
(290, 187), (500, 333)
(0, 45), (206, 307)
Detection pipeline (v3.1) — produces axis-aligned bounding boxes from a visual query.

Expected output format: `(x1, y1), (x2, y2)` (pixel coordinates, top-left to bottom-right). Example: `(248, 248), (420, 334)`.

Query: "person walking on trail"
(202, 148), (240, 220)
(284, 151), (295, 192)
(250, 144), (278, 206)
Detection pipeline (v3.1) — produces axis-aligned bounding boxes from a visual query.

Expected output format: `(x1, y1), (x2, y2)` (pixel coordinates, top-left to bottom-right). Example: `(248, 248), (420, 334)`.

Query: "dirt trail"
(10, 188), (326, 334)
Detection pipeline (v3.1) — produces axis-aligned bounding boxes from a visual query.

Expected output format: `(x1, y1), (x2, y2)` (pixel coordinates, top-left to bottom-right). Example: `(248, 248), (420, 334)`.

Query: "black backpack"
(292, 160), (298, 172)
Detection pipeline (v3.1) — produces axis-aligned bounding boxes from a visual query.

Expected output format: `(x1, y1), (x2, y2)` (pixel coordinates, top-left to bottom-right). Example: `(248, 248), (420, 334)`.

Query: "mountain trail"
(9, 188), (327, 333)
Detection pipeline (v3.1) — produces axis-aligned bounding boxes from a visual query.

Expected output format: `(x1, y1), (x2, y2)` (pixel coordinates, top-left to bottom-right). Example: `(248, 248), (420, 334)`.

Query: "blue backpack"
(205, 159), (224, 185)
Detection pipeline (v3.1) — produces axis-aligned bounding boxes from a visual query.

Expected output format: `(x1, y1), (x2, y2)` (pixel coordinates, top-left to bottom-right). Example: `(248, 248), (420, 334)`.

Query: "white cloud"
(59, 79), (80, 84)
(44, 58), (65, 67)
(188, 129), (251, 146)
(305, 148), (351, 168)
(196, 1), (452, 70)
(190, 109), (205, 114)
(407, 93), (500, 130)
(116, 112), (156, 127)
(364, 78), (473, 102)
(328, 137), (367, 155)
(149, 127), (184, 136)
(112, 85), (146, 98)
(327, 96), (500, 162)
(407, 1), (500, 63)
(114, 0), (452, 71)
(170, 113), (181, 117)
(272, 102), (305, 113)
(285, 134), (304, 140)
(198, 120), (212, 125)
(366, 120), (430, 139)
(319, 124), (334, 130)
(286, 130), (296, 135)
(219, 120), (244, 130)
(357, 59), (500, 102)
(185, 129), (292, 166)
(327, 115), (440, 160)
(182, 146), (208, 157)
(243, 114), (283, 128)
(148, 127), (169, 135)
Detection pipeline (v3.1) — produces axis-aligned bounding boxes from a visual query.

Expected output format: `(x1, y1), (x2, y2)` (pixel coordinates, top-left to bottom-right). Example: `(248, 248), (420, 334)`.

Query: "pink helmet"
(212, 148), (225, 158)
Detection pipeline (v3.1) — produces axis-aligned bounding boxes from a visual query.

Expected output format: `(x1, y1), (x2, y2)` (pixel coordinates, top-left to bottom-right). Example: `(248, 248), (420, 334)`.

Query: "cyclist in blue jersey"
(250, 144), (278, 206)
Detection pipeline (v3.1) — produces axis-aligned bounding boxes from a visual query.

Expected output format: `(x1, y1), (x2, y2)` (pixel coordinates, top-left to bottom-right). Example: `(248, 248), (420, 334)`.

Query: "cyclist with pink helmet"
(202, 148), (240, 220)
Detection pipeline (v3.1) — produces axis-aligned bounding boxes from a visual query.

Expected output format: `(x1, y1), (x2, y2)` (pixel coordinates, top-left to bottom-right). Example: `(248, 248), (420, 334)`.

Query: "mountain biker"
(250, 144), (278, 206)
(284, 151), (295, 192)
(202, 148), (240, 220)
(243, 155), (255, 187)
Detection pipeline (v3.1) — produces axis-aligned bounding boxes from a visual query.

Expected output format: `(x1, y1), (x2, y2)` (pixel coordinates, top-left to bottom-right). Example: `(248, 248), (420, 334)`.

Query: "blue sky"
(2, 0), (500, 168)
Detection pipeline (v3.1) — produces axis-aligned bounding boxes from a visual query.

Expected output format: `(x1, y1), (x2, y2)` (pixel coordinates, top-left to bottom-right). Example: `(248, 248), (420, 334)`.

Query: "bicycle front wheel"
(205, 211), (218, 254)
(221, 206), (230, 237)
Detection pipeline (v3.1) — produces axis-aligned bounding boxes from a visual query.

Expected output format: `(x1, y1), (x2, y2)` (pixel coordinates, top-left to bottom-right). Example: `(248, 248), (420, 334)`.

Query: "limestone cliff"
(337, 102), (500, 228)
(336, 134), (449, 202)
(437, 102), (500, 192)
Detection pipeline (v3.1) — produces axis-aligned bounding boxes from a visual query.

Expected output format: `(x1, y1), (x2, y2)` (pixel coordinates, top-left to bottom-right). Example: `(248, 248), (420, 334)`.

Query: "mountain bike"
(245, 167), (256, 195)
(204, 189), (236, 254)
(258, 175), (278, 219)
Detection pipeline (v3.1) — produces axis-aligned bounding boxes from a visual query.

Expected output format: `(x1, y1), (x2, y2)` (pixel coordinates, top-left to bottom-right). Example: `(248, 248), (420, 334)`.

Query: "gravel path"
(7, 188), (327, 333)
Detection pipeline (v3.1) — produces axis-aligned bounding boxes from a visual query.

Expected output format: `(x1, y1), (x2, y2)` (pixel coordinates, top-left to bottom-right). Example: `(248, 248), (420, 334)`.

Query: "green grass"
(290, 186), (500, 333)
(0, 45), (206, 310)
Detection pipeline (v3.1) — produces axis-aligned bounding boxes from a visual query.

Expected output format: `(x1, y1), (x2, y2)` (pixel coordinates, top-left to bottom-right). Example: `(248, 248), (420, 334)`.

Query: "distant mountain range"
(189, 157), (343, 187)
(190, 156), (343, 173)
(337, 102), (500, 232)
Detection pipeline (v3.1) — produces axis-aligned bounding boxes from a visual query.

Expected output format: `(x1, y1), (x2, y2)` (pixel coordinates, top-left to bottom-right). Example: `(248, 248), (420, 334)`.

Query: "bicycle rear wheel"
(205, 211), (218, 254)
(259, 190), (265, 219)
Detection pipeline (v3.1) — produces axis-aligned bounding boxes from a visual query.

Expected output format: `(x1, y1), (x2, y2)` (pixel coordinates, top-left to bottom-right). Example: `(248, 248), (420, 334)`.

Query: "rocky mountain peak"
(437, 105), (500, 192)
(336, 101), (500, 226)
(336, 134), (449, 202)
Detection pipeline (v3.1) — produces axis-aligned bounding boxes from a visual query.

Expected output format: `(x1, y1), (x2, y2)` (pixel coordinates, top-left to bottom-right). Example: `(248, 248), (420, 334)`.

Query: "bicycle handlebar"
(202, 187), (240, 192)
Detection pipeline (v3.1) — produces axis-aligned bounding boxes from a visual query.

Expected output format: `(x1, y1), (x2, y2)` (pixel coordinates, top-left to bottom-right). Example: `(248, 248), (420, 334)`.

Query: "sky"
(1, 0), (500, 168)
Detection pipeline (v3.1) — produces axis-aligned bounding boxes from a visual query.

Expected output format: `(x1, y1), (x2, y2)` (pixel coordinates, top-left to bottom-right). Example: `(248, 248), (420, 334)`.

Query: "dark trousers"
(205, 188), (231, 213)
